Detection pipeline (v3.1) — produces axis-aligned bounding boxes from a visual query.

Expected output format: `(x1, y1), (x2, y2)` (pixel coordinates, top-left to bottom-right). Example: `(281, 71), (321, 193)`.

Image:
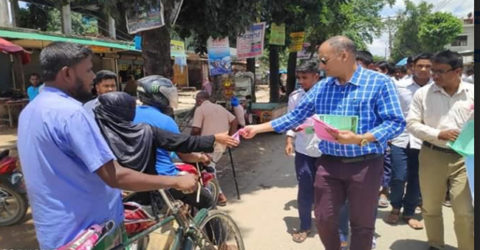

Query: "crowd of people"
(16, 34), (474, 250)
(242, 36), (474, 250)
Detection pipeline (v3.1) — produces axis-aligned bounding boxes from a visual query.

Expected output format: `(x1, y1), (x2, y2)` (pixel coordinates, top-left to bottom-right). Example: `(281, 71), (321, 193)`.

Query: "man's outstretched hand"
(214, 132), (240, 147)
(240, 125), (259, 139)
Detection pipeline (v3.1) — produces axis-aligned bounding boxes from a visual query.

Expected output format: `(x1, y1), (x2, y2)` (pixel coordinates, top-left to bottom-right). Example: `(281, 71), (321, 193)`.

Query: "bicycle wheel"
(195, 210), (245, 250)
(204, 181), (219, 208)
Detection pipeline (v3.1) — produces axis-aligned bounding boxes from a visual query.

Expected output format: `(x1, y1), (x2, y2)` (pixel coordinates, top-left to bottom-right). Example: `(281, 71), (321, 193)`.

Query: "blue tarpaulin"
(396, 57), (408, 66)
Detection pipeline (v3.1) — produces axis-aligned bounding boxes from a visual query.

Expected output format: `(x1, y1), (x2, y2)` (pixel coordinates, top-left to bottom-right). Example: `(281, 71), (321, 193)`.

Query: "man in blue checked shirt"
(241, 36), (405, 250)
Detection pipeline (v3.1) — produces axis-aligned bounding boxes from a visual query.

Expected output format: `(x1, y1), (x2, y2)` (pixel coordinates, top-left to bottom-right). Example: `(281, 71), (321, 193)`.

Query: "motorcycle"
(0, 149), (28, 226)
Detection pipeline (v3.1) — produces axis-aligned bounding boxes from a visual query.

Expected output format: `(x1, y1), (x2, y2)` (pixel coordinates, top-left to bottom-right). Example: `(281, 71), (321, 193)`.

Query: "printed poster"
(170, 40), (186, 57)
(269, 23), (285, 45)
(207, 37), (232, 76)
(236, 22), (266, 59)
(288, 32), (305, 53)
(126, 0), (165, 34)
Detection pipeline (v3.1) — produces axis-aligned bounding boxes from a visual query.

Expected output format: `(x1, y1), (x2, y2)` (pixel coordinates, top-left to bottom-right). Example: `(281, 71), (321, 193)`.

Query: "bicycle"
(114, 188), (245, 250)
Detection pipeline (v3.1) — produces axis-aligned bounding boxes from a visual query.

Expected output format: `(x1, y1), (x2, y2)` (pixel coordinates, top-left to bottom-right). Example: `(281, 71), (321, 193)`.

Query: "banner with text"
(288, 32), (305, 53)
(170, 40), (186, 57)
(207, 37), (232, 76)
(126, 0), (165, 34)
(237, 22), (266, 59)
(269, 23), (285, 45)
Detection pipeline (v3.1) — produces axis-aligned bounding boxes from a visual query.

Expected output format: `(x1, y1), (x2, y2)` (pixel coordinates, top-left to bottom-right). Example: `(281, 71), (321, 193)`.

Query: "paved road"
(0, 132), (459, 249)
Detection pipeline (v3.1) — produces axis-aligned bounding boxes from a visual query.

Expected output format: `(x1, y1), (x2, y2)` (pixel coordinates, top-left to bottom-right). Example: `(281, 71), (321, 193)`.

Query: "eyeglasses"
(319, 57), (330, 65)
(430, 68), (455, 75)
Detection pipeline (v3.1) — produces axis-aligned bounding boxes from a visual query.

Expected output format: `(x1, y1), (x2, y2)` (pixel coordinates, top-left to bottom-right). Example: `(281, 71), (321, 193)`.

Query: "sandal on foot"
(378, 194), (389, 208)
(403, 216), (423, 230)
(292, 230), (310, 243)
(384, 209), (400, 225)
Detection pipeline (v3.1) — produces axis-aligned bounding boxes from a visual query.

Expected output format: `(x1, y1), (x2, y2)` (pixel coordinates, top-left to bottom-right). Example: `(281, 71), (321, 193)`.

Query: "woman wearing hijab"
(94, 91), (237, 175)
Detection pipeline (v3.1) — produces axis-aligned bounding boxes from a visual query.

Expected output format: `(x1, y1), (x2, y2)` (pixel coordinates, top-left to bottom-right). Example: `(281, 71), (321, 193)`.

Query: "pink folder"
(296, 116), (338, 142)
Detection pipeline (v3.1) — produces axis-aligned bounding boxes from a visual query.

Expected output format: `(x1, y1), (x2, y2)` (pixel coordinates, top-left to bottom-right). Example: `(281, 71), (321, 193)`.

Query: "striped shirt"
(271, 66), (405, 157)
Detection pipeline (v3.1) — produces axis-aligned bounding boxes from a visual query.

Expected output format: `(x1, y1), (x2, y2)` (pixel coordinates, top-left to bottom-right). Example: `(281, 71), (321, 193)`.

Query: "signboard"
(288, 32), (305, 53)
(170, 40), (186, 57)
(236, 22), (266, 59)
(269, 23), (285, 45)
(297, 42), (312, 59)
(126, 0), (165, 34)
(207, 37), (232, 76)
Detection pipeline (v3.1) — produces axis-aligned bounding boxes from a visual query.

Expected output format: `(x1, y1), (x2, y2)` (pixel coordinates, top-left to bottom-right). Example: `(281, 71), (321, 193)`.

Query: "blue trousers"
(294, 151), (318, 231)
(389, 144), (421, 216)
(382, 147), (392, 188)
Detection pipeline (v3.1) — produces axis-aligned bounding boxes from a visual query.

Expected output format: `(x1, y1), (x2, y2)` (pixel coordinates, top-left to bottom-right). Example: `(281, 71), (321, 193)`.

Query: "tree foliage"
(174, 0), (259, 54)
(390, 0), (434, 61)
(338, 0), (394, 50)
(390, 0), (463, 61)
(418, 12), (463, 53)
(16, 3), (49, 31)
(16, 2), (98, 35)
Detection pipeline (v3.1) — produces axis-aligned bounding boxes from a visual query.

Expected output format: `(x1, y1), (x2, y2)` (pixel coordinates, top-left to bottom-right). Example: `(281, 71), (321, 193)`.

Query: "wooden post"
(61, 1), (72, 35)
(246, 58), (256, 102)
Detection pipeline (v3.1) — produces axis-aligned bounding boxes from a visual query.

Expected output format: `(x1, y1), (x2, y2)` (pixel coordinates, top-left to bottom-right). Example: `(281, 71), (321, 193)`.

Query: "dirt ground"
(0, 87), (459, 249)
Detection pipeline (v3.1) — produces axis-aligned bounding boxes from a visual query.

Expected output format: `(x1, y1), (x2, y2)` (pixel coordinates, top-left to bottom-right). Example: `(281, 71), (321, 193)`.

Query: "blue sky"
(367, 0), (474, 58)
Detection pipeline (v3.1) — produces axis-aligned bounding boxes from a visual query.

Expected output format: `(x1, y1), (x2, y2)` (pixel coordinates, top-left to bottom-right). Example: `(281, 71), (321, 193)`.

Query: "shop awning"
(0, 37), (24, 53)
(0, 28), (139, 53)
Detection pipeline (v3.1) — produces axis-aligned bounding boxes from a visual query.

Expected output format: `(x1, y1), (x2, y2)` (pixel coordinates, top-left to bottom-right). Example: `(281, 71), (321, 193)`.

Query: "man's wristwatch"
(359, 135), (369, 147)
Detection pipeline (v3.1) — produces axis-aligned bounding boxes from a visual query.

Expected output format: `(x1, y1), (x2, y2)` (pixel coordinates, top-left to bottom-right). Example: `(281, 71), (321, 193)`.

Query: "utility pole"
(387, 17), (393, 60)
(61, 1), (72, 35)
(108, 15), (116, 39)
(0, 0), (13, 27)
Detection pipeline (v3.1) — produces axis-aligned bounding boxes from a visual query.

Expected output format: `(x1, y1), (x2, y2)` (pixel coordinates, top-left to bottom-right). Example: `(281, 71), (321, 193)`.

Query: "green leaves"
(418, 12), (463, 52)
(390, 0), (462, 61)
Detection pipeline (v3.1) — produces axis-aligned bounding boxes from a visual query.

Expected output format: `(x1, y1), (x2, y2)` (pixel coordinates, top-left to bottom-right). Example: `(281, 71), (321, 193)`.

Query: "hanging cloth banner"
(269, 23), (285, 45)
(236, 22), (266, 59)
(170, 40), (186, 57)
(288, 32), (305, 53)
(125, 0), (165, 34)
(207, 37), (232, 76)
(297, 42), (312, 59)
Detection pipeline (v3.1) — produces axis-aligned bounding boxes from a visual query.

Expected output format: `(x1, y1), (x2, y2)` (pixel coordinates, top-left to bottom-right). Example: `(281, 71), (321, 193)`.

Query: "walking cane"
(228, 148), (241, 200)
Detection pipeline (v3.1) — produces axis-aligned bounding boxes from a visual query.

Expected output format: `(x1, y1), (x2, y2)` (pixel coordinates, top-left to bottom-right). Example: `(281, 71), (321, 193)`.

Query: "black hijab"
(94, 91), (154, 173)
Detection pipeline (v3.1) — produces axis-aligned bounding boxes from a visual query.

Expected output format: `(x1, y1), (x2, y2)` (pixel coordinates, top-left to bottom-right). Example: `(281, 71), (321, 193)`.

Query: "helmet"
(137, 75), (178, 111)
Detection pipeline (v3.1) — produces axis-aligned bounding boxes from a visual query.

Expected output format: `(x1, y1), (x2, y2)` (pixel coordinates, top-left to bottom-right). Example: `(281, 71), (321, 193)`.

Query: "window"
(451, 35), (468, 46)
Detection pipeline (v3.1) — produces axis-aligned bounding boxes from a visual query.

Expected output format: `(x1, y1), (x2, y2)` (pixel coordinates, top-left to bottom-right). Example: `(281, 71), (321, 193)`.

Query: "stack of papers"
(296, 114), (359, 142)
(447, 120), (474, 157)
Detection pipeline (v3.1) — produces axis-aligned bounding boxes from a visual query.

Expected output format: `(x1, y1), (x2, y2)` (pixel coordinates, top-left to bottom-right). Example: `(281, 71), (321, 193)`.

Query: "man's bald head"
(317, 36), (358, 79)
(195, 91), (210, 106)
(324, 36), (357, 56)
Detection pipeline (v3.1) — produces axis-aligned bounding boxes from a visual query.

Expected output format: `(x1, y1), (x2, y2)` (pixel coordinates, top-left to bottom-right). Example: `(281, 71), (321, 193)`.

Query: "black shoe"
(428, 247), (440, 250)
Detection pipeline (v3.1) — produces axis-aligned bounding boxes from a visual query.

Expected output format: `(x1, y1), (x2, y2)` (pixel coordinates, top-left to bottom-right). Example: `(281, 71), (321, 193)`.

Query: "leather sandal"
(384, 209), (400, 225)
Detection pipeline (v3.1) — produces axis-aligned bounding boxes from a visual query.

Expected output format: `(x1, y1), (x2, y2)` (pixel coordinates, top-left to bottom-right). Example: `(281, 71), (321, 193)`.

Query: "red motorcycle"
(0, 149), (28, 226)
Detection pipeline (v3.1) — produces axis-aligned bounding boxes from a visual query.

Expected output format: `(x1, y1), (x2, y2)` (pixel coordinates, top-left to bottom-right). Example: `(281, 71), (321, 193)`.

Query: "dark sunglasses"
(319, 57), (330, 65)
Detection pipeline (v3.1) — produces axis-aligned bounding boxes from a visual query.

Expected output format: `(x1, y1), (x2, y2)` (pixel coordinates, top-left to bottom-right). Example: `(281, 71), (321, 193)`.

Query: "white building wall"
(445, 24), (474, 53)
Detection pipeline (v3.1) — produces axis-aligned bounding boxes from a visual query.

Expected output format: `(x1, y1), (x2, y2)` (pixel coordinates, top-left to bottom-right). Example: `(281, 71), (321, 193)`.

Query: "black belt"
(422, 141), (458, 154)
(323, 154), (383, 164)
